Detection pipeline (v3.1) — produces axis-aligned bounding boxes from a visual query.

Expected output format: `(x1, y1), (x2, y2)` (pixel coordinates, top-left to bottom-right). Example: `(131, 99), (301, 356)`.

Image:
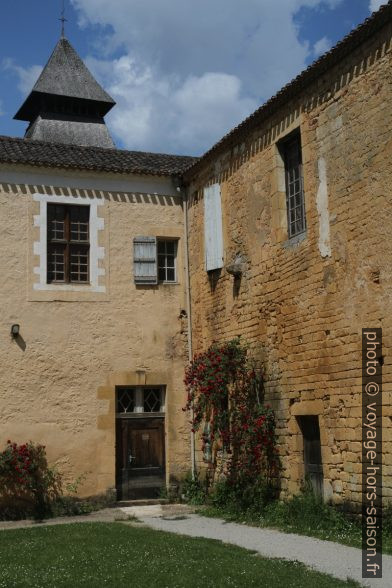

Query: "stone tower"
(14, 37), (116, 148)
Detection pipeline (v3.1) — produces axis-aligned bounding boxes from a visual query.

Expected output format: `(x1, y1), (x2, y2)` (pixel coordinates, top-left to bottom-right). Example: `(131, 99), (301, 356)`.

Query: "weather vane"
(59, 0), (67, 38)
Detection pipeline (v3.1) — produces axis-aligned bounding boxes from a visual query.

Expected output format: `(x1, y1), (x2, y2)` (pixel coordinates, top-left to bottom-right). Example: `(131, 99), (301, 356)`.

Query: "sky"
(0, 0), (386, 155)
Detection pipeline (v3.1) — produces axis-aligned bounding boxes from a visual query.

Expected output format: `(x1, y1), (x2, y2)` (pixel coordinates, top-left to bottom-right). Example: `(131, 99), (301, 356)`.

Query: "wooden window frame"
(47, 203), (90, 284)
(281, 132), (306, 239)
(157, 238), (178, 283)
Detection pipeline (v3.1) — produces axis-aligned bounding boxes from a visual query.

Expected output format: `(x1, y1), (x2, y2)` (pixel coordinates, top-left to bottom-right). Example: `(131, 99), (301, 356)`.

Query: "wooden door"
(299, 416), (324, 497)
(116, 418), (165, 500)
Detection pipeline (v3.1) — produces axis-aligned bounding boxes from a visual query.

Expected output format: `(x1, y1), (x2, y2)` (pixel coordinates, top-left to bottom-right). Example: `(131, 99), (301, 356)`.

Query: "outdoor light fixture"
(11, 324), (20, 338)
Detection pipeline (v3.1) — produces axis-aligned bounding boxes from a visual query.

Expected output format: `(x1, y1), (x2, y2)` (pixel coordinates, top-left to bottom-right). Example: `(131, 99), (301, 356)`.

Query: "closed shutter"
(133, 237), (157, 284)
(204, 183), (223, 271)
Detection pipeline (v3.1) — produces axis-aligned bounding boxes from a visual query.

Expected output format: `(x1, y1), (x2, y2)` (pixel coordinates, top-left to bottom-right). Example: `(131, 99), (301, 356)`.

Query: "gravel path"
(120, 507), (391, 588)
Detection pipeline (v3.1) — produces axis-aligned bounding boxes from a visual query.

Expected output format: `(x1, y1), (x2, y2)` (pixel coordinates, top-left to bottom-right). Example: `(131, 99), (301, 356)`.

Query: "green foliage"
(51, 496), (98, 517)
(260, 487), (361, 542)
(0, 440), (102, 521)
(382, 501), (392, 536)
(181, 471), (206, 505)
(211, 477), (276, 512)
(0, 523), (360, 587)
(0, 441), (62, 520)
(206, 485), (365, 550)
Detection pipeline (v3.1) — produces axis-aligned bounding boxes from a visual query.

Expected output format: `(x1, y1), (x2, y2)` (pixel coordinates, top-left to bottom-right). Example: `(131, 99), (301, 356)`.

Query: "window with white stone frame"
(47, 203), (90, 284)
(33, 193), (105, 293)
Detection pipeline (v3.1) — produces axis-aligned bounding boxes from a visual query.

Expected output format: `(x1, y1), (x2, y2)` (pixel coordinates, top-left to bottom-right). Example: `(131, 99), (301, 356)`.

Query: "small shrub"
(382, 502), (392, 535)
(181, 472), (206, 505)
(210, 477), (275, 512)
(51, 496), (97, 517)
(0, 441), (62, 520)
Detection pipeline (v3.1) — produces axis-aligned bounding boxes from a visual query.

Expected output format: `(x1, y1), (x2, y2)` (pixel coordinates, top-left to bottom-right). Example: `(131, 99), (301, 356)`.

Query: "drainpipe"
(177, 180), (196, 480)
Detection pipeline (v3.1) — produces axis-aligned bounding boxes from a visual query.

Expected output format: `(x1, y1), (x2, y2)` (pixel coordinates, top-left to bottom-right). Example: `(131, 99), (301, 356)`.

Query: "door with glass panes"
(115, 387), (165, 500)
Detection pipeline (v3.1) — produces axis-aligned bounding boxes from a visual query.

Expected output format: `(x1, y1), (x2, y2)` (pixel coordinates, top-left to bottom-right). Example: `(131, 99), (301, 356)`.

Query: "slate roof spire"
(59, 0), (67, 39)
(14, 37), (116, 149)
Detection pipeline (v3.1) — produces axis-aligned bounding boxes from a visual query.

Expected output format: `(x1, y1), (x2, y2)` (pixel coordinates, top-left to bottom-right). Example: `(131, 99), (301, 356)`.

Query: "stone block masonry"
(185, 19), (392, 508)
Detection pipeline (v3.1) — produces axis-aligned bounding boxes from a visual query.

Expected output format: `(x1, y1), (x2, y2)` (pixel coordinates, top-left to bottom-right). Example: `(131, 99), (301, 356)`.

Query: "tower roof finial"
(59, 0), (67, 38)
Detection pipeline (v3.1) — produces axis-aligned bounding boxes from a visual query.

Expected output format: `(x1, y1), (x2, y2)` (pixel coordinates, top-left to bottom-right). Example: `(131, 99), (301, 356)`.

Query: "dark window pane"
(47, 245), (65, 282)
(166, 241), (175, 254)
(70, 206), (89, 222)
(166, 257), (175, 269)
(166, 268), (175, 282)
(48, 204), (66, 240)
(70, 245), (89, 282)
(143, 389), (161, 412)
(157, 241), (165, 254)
(117, 389), (135, 413)
(70, 207), (89, 242)
(158, 267), (166, 281)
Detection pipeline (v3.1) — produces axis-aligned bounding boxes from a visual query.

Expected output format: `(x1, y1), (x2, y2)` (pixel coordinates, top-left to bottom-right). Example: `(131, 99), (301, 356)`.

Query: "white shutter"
(133, 237), (157, 284)
(204, 183), (223, 271)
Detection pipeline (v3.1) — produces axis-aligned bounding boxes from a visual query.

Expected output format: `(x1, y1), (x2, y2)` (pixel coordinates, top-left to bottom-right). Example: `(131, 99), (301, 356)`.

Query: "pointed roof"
(14, 37), (115, 121)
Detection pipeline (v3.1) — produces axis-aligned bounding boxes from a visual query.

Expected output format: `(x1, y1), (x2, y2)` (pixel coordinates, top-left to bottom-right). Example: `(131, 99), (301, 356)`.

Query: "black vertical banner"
(362, 329), (382, 578)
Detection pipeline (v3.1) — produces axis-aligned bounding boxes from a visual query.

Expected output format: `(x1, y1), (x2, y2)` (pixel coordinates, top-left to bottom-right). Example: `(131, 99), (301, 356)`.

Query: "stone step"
(116, 498), (170, 507)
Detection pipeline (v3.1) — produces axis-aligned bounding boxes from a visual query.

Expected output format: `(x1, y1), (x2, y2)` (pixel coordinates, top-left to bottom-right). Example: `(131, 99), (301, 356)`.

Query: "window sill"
(116, 412), (165, 419)
(282, 230), (307, 249)
(48, 282), (91, 286)
(159, 281), (179, 285)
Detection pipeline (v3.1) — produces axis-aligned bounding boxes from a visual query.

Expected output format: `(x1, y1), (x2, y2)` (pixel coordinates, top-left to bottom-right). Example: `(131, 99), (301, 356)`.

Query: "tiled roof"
(185, 1), (392, 177)
(0, 135), (197, 177)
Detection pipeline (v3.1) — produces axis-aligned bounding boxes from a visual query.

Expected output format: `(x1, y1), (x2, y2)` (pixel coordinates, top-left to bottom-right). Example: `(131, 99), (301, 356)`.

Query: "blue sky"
(0, 0), (383, 155)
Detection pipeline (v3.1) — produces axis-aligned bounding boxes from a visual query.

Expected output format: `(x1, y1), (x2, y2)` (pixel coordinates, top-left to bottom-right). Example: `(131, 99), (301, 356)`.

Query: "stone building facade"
(0, 37), (195, 500)
(0, 3), (391, 508)
(184, 5), (392, 507)
(0, 150), (194, 499)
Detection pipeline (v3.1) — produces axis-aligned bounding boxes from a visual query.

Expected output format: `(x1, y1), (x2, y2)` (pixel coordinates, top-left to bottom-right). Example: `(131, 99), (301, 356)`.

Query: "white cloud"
(0, 1), (346, 154)
(71, 0), (346, 154)
(2, 59), (43, 96)
(88, 55), (256, 154)
(369, 0), (385, 12)
(313, 36), (332, 58)
(0, 99), (4, 117)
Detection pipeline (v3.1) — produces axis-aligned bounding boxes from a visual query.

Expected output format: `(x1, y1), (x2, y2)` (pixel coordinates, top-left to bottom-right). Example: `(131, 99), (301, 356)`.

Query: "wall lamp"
(11, 324), (20, 338)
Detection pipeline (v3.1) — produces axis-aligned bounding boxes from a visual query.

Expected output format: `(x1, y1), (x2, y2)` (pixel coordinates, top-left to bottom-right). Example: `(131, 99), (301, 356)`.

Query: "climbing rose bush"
(0, 441), (62, 518)
(184, 339), (279, 490)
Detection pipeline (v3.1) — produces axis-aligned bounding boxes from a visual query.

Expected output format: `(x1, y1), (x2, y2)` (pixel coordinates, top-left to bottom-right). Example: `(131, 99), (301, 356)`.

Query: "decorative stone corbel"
(226, 254), (246, 277)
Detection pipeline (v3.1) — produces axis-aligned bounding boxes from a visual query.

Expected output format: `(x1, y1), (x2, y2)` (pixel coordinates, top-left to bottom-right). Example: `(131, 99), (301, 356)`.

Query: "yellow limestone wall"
(186, 20), (392, 509)
(0, 166), (190, 497)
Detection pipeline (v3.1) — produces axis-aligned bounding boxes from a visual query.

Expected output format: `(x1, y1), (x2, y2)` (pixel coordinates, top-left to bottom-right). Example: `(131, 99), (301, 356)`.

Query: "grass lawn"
(0, 522), (360, 588)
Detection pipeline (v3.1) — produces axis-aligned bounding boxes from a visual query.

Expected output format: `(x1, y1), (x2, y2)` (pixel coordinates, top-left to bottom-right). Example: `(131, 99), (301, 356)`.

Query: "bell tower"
(14, 37), (116, 149)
